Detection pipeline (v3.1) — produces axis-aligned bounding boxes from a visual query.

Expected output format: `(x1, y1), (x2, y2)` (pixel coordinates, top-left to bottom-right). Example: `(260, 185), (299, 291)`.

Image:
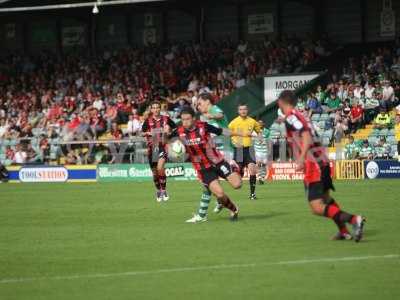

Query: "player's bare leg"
(157, 157), (168, 201)
(214, 165), (242, 214)
(209, 180), (239, 221)
(308, 198), (366, 242)
(248, 162), (257, 200)
(226, 172), (242, 189)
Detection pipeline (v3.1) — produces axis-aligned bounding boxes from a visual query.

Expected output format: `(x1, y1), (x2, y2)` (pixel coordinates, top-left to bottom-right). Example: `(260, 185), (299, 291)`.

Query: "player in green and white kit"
(185, 93), (233, 223)
(254, 120), (270, 184)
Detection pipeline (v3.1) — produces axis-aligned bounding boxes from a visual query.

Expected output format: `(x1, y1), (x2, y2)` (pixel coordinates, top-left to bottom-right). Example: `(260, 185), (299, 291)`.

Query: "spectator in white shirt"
(353, 83), (364, 99)
(126, 113), (142, 136)
(382, 80), (394, 102)
(237, 40), (247, 53)
(364, 83), (375, 99)
(187, 76), (199, 92)
(0, 118), (8, 138)
(14, 144), (27, 164)
(235, 75), (246, 88)
(93, 97), (104, 111)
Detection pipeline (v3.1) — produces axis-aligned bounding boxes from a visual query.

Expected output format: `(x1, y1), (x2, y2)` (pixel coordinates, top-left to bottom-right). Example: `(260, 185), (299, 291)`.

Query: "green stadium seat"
(391, 145), (398, 154)
(322, 137), (330, 146)
(320, 114), (329, 121)
(380, 128), (388, 136)
(368, 136), (378, 144)
(50, 138), (60, 145)
(323, 129), (333, 137)
(371, 130), (380, 137)
(3, 159), (12, 166)
(32, 128), (43, 136)
(311, 114), (320, 121)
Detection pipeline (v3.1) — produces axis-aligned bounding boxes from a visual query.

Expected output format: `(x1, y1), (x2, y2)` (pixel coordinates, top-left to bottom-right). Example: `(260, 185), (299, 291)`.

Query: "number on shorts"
(220, 165), (229, 175)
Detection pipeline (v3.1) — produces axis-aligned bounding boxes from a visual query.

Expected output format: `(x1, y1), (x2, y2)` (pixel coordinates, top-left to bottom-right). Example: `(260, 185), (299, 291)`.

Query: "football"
(167, 139), (186, 161)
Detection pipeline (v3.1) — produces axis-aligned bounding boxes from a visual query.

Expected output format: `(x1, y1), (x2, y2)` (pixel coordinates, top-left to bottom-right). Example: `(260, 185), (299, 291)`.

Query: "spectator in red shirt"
(349, 100), (364, 133)
(5, 146), (15, 161)
(105, 104), (118, 130)
(110, 122), (123, 140)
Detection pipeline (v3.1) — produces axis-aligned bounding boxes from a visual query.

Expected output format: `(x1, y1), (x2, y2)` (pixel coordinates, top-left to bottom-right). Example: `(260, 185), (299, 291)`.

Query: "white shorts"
(255, 153), (268, 164)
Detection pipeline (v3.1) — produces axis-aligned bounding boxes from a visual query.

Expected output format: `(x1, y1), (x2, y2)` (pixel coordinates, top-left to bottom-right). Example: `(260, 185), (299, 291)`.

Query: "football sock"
(324, 203), (355, 225)
(249, 175), (256, 195)
(258, 163), (266, 181)
(152, 168), (160, 190)
(330, 199), (350, 234)
(198, 188), (211, 218)
(217, 195), (237, 213)
(158, 170), (167, 191)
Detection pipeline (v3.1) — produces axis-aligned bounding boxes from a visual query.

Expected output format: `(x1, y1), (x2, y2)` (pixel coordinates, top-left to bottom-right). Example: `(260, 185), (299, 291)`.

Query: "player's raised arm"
(205, 123), (250, 137)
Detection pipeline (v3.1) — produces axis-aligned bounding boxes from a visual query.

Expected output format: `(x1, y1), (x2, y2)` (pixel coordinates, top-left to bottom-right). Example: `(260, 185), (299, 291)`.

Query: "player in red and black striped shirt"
(142, 101), (176, 202)
(172, 107), (243, 221)
(278, 90), (366, 242)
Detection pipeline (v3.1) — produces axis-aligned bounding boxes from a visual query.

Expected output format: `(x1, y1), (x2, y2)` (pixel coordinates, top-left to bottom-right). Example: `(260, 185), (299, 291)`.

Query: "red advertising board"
(266, 161), (335, 181)
(266, 162), (304, 180)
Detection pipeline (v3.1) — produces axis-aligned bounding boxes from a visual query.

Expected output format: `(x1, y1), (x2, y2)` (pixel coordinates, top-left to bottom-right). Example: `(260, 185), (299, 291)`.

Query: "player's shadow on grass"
(239, 211), (288, 221)
(213, 211), (287, 222)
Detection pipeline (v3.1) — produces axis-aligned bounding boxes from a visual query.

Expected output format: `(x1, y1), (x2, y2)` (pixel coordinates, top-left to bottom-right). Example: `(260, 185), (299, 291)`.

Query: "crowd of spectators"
(0, 35), (328, 165)
(289, 42), (400, 159)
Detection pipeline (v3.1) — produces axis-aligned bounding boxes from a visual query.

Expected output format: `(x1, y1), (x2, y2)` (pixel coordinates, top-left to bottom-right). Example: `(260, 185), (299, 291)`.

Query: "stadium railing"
(335, 160), (365, 180)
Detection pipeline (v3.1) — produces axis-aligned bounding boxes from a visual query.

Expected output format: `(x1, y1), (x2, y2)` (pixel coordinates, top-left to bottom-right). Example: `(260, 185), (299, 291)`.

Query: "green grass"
(0, 180), (399, 300)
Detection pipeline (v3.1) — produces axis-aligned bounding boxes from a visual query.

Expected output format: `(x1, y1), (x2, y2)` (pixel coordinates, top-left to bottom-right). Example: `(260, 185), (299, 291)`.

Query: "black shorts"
(233, 146), (256, 169)
(305, 164), (335, 202)
(148, 146), (168, 168)
(197, 161), (233, 187)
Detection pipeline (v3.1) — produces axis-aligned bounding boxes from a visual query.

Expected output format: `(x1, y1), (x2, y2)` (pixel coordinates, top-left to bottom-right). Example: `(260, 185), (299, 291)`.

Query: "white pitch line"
(0, 254), (398, 284)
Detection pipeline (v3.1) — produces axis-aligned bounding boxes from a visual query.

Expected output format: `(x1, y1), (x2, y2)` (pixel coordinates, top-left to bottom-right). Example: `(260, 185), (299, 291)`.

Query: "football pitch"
(0, 180), (399, 300)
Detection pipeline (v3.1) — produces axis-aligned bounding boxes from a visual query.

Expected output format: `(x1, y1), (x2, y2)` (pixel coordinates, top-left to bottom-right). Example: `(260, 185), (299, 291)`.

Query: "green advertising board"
(97, 163), (198, 182)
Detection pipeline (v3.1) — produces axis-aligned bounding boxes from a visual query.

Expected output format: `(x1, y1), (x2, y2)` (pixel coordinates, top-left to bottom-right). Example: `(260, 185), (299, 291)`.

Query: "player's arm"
(297, 130), (313, 171)
(141, 120), (152, 137)
(206, 123), (250, 138)
(142, 120), (149, 136)
(206, 109), (224, 120)
(205, 123), (223, 136)
(286, 114), (311, 171)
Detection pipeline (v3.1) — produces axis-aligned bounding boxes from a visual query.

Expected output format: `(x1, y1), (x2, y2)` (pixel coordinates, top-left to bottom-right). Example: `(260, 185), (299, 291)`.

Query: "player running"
(172, 106), (242, 221)
(277, 90), (366, 242)
(186, 93), (232, 223)
(229, 103), (261, 200)
(141, 101), (176, 202)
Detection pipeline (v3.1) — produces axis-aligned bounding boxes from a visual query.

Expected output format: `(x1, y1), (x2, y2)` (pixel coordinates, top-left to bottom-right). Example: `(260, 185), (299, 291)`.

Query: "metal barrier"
(335, 160), (364, 180)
